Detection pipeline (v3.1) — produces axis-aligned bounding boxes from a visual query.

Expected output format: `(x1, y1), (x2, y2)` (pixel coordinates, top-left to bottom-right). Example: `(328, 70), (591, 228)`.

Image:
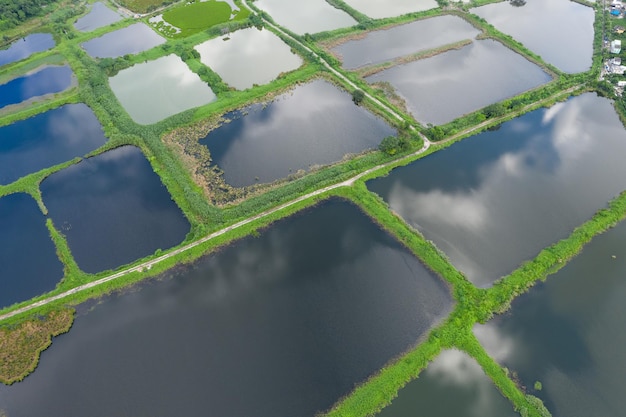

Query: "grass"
(118, 0), (172, 14)
(159, 0), (250, 37)
(0, 309), (74, 385)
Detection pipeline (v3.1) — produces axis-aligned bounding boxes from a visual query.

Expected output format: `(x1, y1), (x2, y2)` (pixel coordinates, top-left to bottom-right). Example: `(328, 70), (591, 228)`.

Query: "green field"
(160, 1), (250, 37)
(118, 0), (171, 14)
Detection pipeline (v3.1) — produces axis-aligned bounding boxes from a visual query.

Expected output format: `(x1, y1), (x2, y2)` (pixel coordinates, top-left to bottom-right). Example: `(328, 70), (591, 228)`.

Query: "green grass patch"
(0, 309), (74, 385)
(118, 0), (173, 14)
(160, 1), (250, 37)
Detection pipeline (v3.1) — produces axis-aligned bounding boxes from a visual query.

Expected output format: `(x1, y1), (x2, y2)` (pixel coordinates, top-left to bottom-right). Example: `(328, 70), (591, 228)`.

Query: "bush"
(352, 89), (365, 104)
(379, 135), (409, 155)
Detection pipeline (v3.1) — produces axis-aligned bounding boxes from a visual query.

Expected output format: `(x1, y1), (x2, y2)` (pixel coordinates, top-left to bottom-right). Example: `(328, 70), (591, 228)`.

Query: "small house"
(611, 39), (622, 54)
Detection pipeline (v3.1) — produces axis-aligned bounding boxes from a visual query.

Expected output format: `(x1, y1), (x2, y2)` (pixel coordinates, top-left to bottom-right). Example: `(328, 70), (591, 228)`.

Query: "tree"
(483, 103), (505, 119)
(379, 135), (410, 155)
(352, 89), (365, 105)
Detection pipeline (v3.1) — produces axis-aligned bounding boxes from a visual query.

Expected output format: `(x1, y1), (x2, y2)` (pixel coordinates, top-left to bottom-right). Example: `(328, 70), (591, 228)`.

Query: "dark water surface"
(474, 219), (626, 417)
(376, 350), (518, 417)
(0, 65), (73, 109)
(81, 23), (164, 58)
(201, 79), (395, 187)
(0, 198), (453, 417)
(40, 145), (190, 274)
(0, 33), (55, 67)
(367, 93), (626, 287)
(0, 103), (107, 185)
(0, 193), (64, 309)
(73, 2), (122, 32)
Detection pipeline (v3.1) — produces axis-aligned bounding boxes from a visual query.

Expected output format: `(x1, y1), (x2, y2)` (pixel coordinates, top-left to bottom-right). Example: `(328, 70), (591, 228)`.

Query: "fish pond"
(366, 39), (551, 126)
(332, 15), (479, 70)
(376, 350), (518, 417)
(40, 145), (190, 274)
(0, 33), (55, 67)
(341, 0), (438, 19)
(0, 65), (74, 109)
(73, 2), (123, 32)
(254, 0), (357, 35)
(109, 54), (216, 125)
(0, 198), (453, 417)
(474, 218), (626, 417)
(81, 23), (165, 58)
(0, 103), (107, 185)
(0, 193), (64, 309)
(194, 27), (302, 90)
(470, 0), (594, 74)
(200, 79), (395, 187)
(367, 93), (626, 287)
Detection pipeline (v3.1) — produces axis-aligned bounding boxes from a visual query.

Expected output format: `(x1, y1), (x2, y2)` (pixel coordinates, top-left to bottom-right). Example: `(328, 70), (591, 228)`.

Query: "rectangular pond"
(255, 0), (357, 35)
(81, 23), (165, 58)
(474, 218), (626, 417)
(365, 39), (551, 126)
(331, 15), (479, 70)
(0, 33), (55, 67)
(73, 2), (123, 32)
(0, 198), (453, 417)
(0, 193), (64, 309)
(376, 350), (518, 417)
(200, 79), (396, 187)
(194, 27), (302, 90)
(367, 93), (626, 287)
(109, 54), (216, 125)
(40, 145), (191, 274)
(0, 103), (108, 185)
(471, 0), (594, 74)
(341, 0), (438, 19)
(0, 65), (74, 109)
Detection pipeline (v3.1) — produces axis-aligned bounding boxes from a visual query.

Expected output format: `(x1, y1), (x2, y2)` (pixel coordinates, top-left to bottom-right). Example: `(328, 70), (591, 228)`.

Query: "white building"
(611, 39), (622, 54)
